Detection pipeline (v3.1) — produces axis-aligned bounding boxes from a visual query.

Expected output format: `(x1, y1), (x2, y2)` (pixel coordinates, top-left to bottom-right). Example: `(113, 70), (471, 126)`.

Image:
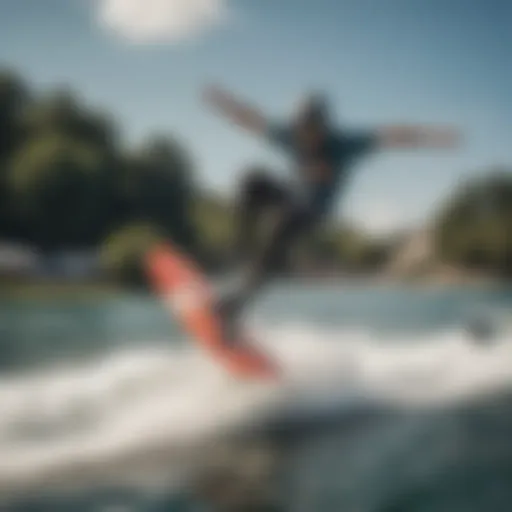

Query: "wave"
(0, 322), (511, 499)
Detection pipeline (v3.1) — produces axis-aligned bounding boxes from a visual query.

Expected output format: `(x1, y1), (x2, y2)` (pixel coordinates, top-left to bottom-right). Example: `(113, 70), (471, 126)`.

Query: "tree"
(311, 223), (388, 271)
(192, 192), (234, 269)
(434, 168), (512, 275)
(0, 70), (30, 238)
(8, 133), (113, 249)
(22, 88), (117, 151)
(100, 222), (163, 286)
(123, 135), (198, 254)
(0, 69), (29, 161)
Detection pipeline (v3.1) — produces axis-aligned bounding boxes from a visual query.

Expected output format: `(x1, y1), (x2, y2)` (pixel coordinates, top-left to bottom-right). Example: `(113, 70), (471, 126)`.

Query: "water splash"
(0, 323), (511, 498)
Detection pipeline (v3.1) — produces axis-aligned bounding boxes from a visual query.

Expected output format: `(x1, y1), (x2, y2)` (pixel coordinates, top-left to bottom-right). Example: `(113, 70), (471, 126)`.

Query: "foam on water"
(0, 323), (511, 497)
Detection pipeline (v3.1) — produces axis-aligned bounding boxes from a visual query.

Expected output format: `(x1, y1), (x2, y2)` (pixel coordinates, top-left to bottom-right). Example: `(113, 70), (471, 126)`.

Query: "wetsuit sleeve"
(266, 122), (293, 151)
(346, 131), (379, 156)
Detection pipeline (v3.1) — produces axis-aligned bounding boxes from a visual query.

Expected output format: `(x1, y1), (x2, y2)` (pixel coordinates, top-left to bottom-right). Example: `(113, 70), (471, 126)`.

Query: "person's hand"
(201, 85), (266, 135)
(378, 125), (463, 149)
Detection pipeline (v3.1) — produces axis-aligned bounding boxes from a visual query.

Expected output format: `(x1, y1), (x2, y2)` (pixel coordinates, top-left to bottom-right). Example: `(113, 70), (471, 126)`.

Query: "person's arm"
(376, 125), (462, 149)
(203, 84), (267, 135)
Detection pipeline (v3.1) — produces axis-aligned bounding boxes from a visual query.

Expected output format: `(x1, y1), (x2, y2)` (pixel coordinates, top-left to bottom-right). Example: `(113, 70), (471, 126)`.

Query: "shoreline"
(1, 271), (509, 301)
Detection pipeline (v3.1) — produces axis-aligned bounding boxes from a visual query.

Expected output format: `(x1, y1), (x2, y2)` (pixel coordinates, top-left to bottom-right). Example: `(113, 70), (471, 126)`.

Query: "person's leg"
(219, 201), (316, 334)
(238, 205), (314, 304)
(232, 167), (288, 264)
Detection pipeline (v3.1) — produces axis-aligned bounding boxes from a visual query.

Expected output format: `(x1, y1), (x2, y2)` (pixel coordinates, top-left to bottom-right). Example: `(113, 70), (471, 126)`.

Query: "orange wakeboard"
(145, 244), (279, 380)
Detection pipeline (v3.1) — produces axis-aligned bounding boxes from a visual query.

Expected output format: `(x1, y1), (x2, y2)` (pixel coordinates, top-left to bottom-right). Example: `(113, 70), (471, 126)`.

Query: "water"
(1, 283), (512, 511)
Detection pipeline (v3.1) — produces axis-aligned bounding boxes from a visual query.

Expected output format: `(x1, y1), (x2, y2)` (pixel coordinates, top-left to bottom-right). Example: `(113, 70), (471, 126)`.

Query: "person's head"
(292, 92), (331, 149)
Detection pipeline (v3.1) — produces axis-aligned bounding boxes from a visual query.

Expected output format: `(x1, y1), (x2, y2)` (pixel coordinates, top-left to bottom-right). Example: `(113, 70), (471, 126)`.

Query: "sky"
(1, 0), (510, 234)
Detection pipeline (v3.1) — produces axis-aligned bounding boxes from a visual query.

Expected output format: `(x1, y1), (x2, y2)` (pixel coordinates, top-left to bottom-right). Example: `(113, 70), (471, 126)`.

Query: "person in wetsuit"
(203, 85), (461, 336)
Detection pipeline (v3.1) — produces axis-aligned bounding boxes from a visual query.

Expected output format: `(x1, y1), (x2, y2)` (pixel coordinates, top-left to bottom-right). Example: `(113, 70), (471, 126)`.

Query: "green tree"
(192, 192), (234, 268)
(100, 222), (163, 286)
(434, 168), (512, 275)
(313, 224), (386, 271)
(123, 135), (198, 254)
(22, 88), (117, 151)
(3, 86), (124, 247)
(0, 70), (30, 238)
(8, 133), (113, 249)
(0, 69), (29, 161)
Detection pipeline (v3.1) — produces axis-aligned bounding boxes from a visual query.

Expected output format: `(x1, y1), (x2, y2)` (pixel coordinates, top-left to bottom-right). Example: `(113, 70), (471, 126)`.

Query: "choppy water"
(1, 283), (512, 511)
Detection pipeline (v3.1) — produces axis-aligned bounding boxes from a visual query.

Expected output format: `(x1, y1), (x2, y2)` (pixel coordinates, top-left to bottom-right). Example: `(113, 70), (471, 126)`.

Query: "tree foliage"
(0, 70), (30, 238)
(22, 88), (117, 151)
(100, 222), (163, 285)
(434, 169), (512, 275)
(0, 71), (198, 272)
(8, 133), (112, 249)
(123, 135), (196, 250)
(192, 192), (235, 269)
(0, 70), (29, 162)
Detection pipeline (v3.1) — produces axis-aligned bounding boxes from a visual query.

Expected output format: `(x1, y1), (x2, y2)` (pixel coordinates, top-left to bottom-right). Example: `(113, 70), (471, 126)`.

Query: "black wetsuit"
(220, 122), (378, 326)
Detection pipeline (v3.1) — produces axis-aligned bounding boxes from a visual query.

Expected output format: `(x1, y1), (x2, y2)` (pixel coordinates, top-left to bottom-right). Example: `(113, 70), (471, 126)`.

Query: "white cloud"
(97, 0), (230, 43)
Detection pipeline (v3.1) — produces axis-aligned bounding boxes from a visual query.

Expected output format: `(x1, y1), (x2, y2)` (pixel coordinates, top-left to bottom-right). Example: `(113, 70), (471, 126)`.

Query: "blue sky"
(1, 0), (510, 234)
